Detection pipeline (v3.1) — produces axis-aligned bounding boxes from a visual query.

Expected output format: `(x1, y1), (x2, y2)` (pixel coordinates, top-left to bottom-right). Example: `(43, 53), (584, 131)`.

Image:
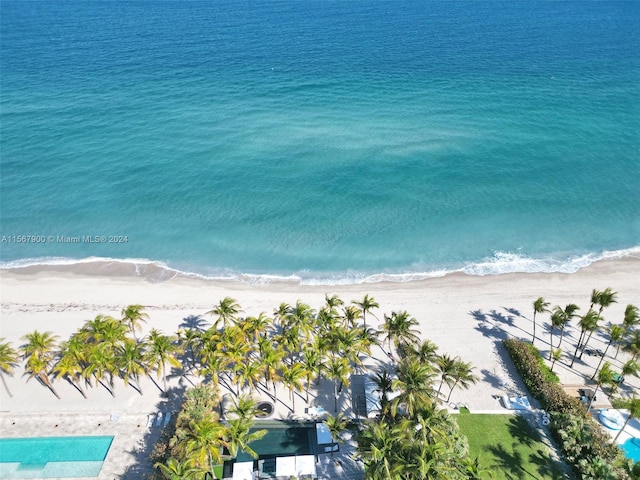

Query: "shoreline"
(1, 246), (639, 286)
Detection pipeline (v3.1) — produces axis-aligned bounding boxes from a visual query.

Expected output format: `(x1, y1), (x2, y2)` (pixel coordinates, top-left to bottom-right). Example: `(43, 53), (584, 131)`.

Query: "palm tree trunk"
(570, 330), (586, 368)
(557, 327), (566, 349)
(446, 380), (459, 402)
(532, 313), (537, 343)
(586, 383), (600, 410)
(579, 330), (596, 359)
(40, 374), (61, 399)
(162, 363), (168, 394)
(614, 417), (631, 442)
(591, 341), (612, 380)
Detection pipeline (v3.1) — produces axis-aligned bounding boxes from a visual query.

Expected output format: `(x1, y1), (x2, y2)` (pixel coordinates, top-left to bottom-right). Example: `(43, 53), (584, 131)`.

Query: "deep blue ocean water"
(1, 1), (639, 283)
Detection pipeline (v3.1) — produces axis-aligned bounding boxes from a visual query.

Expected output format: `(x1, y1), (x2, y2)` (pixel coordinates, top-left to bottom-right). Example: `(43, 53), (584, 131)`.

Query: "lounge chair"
(163, 411), (172, 427)
(146, 414), (155, 428)
(501, 395), (531, 410)
(155, 411), (164, 427)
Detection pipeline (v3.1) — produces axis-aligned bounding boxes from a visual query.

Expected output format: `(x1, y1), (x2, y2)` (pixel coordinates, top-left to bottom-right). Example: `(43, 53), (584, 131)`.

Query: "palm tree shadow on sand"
(120, 384), (187, 479)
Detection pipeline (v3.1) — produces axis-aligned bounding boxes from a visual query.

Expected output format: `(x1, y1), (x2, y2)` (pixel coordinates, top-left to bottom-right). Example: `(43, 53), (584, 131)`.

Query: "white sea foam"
(1, 247), (638, 286)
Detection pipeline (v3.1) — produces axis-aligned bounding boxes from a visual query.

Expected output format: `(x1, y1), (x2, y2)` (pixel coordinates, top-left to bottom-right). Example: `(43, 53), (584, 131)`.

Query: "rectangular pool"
(0, 436), (114, 479)
(235, 424), (314, 462)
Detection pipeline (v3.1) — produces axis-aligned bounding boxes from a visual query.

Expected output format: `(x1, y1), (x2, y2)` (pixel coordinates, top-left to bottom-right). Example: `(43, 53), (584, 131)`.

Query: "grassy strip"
(457, 413), (567, 480)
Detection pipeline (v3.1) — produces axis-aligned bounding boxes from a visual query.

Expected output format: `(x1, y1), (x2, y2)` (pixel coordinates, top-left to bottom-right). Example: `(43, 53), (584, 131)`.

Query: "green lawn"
(456, 413), (569, 480)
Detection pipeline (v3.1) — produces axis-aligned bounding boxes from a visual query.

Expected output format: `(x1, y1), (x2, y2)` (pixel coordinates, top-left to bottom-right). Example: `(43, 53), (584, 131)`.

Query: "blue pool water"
(621, 437), (640, 463)
(235, 425), (314, 462)
(0, 436), (113, 479)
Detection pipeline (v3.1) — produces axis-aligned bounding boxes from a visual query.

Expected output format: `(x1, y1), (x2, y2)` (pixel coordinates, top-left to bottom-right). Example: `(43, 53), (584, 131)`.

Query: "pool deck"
(0, 412), (161, 480)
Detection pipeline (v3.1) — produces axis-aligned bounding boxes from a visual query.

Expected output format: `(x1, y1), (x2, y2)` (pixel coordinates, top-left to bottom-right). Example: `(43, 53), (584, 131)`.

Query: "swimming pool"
(235, 424), (314, 462)
(621, 437), (640, 463)
(0, 436), (114, 479)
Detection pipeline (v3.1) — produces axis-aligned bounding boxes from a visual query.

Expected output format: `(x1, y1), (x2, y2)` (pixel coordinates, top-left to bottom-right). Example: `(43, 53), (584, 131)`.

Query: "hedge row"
(503, 338), (635, 480)
(503, 339), (585, 415)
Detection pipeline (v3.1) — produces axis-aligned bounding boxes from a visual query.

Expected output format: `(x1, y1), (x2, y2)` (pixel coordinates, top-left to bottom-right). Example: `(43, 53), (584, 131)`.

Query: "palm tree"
(548, 308), (563, 358)
(570, 309), (600, 368)
(578, 309), (604, 360)
(177, 418), (226, 474)
(595, 287), (617, 315)
(623, 329), (640, 361)
(207, 297), (241, 330)
(154, 457), (204, 480)
(342, 305), (362, 328)
(0, 338), (19, 398)
(226, 394), (259, 420)
(371, 368), (394, 418)
(79, 314), (128, 347)
(20, 330), (60, 399)
(324, 412), (348, 457)
(392, 358), (437, 417)
(324, 294), (344, 310)
(281, 362), (306, 411)
(587, 361), (614, 410)
(224, 417), (267, 459)
(197, 331), (228, 387)
(117, 339), (148, 394)
(235, 359), (263, 396)
(178, 328), (203, 373)
(550, 348), (562, 372)
(614, 395), (640, 442)
(146, 329), (182, 394)
(353, 294), (379, 329)
(326, 356), (351, 412)
(272, 302), (291, 330)
(357, 420), (396, 479)
(435, 354), (457, 396)
(83, 343), (117, 396)
(446, 359), (478, 402)
(301, 346), (324, 404)
(244, 312), (272, 344)
(381, 310), (420, 355)
(121, 304), (149, 341)
(532, 297), (549, 344)
(619, 304), (640, 357)
(622, 304), (640, 332)
(591, 324), (626, 380)
(552, 303), (579, 353)
(403, 339), (439, 364)
(260, 344), (284, 403)
(53, 337), (88, 398)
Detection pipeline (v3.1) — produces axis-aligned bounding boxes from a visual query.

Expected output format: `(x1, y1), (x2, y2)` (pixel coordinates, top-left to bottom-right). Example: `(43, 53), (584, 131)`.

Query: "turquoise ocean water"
(1, 1), (639, 284)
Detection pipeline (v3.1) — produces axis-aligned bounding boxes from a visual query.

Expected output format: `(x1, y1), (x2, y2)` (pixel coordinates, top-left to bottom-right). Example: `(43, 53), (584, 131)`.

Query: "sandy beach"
(1, 256), (639, 479)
